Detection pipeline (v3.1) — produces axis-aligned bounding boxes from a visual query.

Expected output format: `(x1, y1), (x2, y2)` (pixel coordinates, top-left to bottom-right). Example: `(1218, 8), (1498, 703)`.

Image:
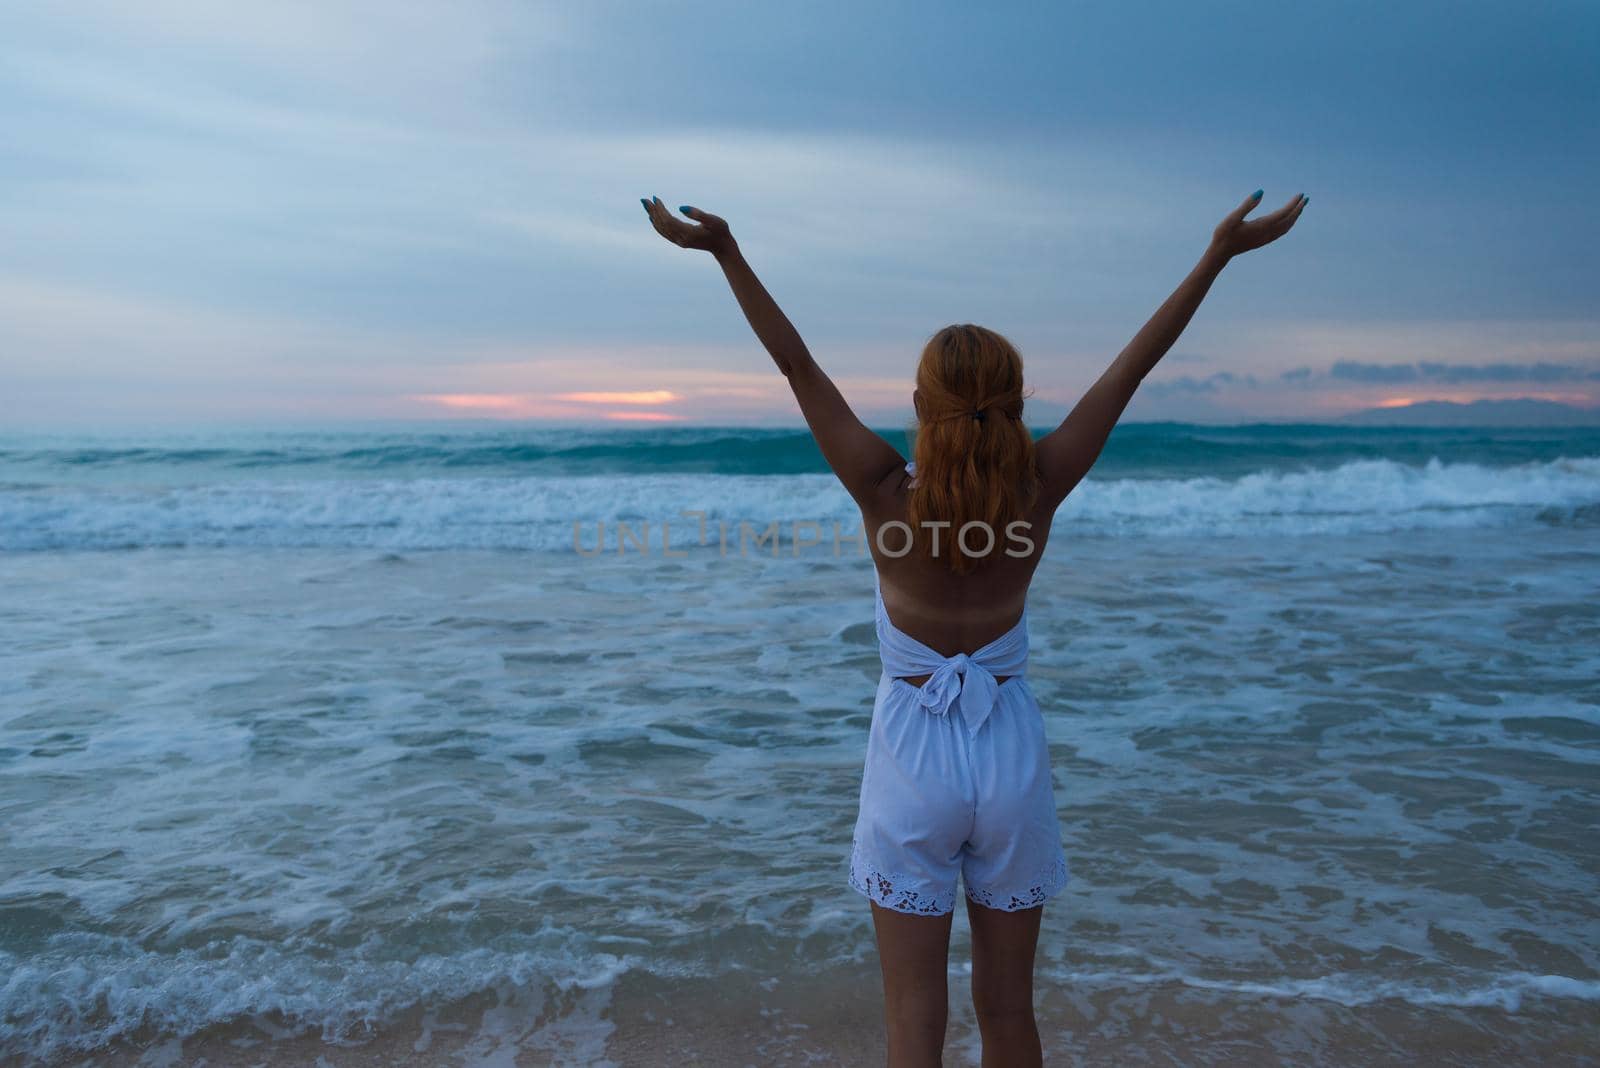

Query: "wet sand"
(72, 965), (1600, 1067)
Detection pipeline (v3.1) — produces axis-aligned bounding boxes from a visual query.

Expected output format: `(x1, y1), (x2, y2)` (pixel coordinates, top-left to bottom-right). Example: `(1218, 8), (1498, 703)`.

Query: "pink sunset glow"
(554, 391), (679, 405)
(414, 391), (687, 421)
(1373, 390), (1597, 409)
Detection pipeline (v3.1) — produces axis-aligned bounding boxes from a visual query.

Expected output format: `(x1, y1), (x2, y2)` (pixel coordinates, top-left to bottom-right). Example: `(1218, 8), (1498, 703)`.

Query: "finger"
(654, 195), (686, 230)
(643, 196), (671, 236)
(1274, 194), (1309, 234)
(643, 195), (667, 229)
(644, 196), (690, 244)
(681, 205), (728, 235)
(1224, 188), (1264, 226)
(1251, 203), (1298, 244)
(1256, 194), (1302, 227)
(673, 202), (708, 233)
(657, 196), (705, 243)
(645, 203), (676, 242)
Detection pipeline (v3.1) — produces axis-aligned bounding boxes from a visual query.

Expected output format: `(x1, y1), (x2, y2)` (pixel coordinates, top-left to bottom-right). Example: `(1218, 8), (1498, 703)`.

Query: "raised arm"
(1034, 190), (1308, 510)
(641, 196), (904, 507)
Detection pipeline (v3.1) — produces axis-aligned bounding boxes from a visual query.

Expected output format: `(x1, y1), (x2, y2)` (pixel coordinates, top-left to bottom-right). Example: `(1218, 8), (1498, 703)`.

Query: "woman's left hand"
(641, 196), (734, 256)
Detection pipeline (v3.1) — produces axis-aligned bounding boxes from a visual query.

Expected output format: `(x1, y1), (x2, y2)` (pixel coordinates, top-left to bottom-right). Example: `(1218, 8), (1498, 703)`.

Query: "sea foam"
(1, 455), (1595, 550)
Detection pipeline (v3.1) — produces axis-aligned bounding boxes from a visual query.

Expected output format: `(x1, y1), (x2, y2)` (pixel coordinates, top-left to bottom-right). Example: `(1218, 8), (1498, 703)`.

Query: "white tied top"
(873, 579), (1029, 741)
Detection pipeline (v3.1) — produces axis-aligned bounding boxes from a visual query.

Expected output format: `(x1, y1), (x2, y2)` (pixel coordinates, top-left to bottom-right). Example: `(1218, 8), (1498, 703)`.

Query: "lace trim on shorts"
(848, 839), (957, 916)
(964, 853), (1070, 912)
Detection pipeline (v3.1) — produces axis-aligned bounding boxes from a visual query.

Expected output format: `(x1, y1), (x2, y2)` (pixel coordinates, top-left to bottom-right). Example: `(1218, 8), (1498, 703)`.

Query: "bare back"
(861, 463), (1058, 659)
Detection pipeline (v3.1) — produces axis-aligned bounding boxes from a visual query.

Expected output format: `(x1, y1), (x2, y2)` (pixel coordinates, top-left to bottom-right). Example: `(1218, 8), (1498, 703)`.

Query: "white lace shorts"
(849, 673), (1071, 915)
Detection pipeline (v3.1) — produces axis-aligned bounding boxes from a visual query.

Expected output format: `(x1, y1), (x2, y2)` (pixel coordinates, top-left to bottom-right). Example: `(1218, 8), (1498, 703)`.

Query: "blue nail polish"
(1252, 189), (1263, 201)
(679, 205), (694, 214)
(641, 198), (650, 211)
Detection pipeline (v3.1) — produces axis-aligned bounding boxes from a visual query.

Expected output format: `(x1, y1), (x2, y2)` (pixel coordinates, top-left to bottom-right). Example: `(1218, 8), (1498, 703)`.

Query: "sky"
(2, 0), (1597, 428)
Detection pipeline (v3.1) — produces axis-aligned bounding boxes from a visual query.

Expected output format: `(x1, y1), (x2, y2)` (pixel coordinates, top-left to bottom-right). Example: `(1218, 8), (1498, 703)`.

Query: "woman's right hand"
(1209, 190), (1308, 261)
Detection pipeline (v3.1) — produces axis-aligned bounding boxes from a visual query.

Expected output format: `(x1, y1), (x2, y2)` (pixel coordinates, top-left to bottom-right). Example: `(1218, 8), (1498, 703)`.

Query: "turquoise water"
(4, 422), (1599, 481)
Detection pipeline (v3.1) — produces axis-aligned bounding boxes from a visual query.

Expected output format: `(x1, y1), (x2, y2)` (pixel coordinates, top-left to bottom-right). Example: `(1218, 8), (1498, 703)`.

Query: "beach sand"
(71, 966), (1599, 1066)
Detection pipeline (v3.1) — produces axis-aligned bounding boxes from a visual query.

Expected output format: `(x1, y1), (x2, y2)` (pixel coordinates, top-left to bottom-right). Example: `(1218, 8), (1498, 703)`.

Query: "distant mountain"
(1338, 398), (1600, 427)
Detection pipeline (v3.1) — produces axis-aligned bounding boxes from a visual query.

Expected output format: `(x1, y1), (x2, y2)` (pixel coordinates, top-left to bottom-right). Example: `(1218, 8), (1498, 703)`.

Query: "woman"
(642, 189), (1307, 1066)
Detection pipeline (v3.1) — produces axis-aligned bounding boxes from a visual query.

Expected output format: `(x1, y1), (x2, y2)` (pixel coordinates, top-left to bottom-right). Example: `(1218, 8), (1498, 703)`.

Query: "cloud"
(1329, 361), (1423, 383)
(1141, 371), (1261, 396)
(1280, 359), (1600, 385)
(1237, 321), (1600, 368)
(1415, 360), (1600, 383)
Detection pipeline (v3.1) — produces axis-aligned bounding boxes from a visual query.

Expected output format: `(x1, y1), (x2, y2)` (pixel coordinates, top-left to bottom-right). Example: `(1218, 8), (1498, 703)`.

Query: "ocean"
(1, 422), (1597, 1066)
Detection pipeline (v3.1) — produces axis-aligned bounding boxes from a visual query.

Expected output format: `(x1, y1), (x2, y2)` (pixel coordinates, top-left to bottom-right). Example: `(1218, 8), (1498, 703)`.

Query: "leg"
(965, 897), (1043, 1068)
(869, 900), (955, 1067)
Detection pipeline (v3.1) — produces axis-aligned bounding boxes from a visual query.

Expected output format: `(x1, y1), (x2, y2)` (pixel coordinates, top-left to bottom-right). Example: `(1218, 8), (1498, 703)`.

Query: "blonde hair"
(906, 324), (1041, 574)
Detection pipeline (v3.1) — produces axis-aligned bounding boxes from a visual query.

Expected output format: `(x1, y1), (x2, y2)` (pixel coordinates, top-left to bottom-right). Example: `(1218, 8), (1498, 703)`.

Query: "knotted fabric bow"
(873, 581), (1029, 739)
